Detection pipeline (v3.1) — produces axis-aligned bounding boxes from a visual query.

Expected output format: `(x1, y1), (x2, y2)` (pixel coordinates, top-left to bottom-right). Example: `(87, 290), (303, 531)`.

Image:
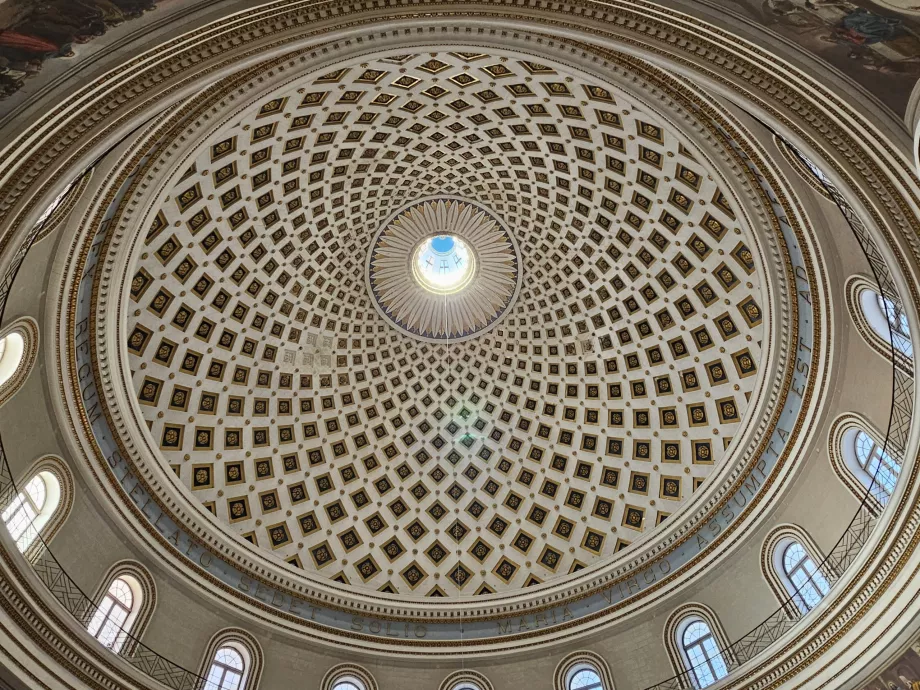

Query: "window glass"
(855, 430), (900, 501)
(0, 332), (24, 387)
(781, 542), (830, 613)
(2, 473), (49, 551)
(681, 620), (728, 688)
(205, 647), (245, 690)
(333, 679), (366, 690)
(569, 667), (603, 690)
(876, 294), (913, 356)
(87, 577), (136, 652)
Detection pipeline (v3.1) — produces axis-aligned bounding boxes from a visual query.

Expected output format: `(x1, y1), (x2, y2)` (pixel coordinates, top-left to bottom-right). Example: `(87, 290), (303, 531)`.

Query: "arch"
(439, 670), (495, 690)
(762, 525), (834, 619)
(198, 628), (263, 690)
(554, 651), (615, 690)
(0, 316), (39, 408)
(3, 455), (73, 559)
(829, 413), (901, 508)
(322, 664), (378, 690)
(664, 604), (733, 689)
(846, 275), (913, 372)
(86, 560), (156, 655)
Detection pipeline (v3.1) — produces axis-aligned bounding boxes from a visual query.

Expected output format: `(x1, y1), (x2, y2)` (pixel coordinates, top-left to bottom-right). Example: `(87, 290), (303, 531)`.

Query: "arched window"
(554, 652), (613, 690)
(2, 470), (60, 552)
(680, 619), (729, 688)
(855, 282), (913, 358)
(332, 678), (365, 690)
(87, 577), (136, 652)
(876, 293), (913, 357)
(0, 332), (24, 388)
(205, 646), (246, 690)
(567, 665), (604, 690)
(855, 430), (900, 500)
(781, 541), (830, 614)
(86, 561), (155, 655)
(441, 670), (495, 690)
(830, 415), (902, 507)
(198, 629), (262, 690)
(763, 525), (835, 619)
(0, 317), (38, 408)
(323, 664), (377, 690)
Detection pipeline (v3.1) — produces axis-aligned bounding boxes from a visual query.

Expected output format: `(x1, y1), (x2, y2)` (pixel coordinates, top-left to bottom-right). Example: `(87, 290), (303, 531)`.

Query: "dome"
(116, 47), (778, 596)
(0, 2), (918, 690)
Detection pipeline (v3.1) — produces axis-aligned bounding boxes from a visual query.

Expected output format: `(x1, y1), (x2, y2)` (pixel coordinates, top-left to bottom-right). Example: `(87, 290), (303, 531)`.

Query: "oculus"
(367, 197), (521, 341)
(412, 235), (475, 294)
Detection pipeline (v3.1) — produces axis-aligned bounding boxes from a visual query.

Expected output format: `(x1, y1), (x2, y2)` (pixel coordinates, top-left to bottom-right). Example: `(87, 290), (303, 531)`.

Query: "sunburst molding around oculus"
(366, 197), (521, 342)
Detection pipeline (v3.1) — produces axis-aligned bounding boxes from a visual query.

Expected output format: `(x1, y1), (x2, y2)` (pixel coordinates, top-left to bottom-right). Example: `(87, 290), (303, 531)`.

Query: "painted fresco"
(710, 0), (920, 114)
(0, 0), (917, 112)
(0, 0), (158, 99)
(859, 641), (920, 689)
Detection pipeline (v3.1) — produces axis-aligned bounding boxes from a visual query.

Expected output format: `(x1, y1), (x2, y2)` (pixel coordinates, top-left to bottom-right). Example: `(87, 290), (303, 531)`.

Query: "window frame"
(205, 644), (247, 690)
(0, 317), (38, 408)
(2, 468), (63, 555)
(678, 618), (729, 689)
(830, 414), (902, 509)
(854, 429), (900, 502)
(553, 651), (613, 690)
(847, 275), (914, 372)
(198, 630), (262, 690)
(664, 605), (733, 690)
(780, 540), (830, 615)
(565, 663), (604, 690)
